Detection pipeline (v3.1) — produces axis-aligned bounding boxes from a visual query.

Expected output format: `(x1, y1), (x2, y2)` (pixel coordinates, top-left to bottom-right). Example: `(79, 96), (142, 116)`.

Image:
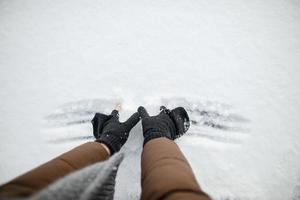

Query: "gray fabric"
(27, 153), (124, 200)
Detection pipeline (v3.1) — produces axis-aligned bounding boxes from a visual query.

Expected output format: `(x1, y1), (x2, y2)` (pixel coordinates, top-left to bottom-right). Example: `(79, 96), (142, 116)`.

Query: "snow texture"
(0, 0), (300, 200)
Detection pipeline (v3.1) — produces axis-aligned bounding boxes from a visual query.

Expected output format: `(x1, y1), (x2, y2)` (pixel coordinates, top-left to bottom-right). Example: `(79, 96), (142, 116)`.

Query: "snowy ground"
(0, 0), (300, 199)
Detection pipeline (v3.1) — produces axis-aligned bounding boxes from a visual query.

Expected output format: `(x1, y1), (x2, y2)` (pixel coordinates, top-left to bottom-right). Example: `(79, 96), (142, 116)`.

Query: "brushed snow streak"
(45, 98), (250, 144)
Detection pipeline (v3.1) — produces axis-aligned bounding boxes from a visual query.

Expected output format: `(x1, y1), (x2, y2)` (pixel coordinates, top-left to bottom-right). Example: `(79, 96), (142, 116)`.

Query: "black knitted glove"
(92, 110), (140, 155)
(137, 106), (190, 146)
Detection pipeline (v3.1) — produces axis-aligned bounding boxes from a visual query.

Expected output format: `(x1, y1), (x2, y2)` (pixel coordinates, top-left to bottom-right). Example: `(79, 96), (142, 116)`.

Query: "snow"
(0, 0), (300, 199)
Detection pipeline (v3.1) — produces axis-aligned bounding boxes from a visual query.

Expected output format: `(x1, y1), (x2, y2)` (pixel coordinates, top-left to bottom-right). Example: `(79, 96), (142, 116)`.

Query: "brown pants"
(0, 138), (211, 200)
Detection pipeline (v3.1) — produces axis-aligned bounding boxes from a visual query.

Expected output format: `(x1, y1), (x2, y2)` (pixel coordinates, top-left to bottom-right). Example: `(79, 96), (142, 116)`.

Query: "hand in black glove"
(91, 110), (140, 155)
(137, 106), (190, 146)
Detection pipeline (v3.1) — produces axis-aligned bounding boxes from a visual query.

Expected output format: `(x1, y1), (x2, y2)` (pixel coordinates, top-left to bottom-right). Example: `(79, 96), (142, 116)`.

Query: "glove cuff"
(96, 135), (120, 155)
(143, 131), (172, 146)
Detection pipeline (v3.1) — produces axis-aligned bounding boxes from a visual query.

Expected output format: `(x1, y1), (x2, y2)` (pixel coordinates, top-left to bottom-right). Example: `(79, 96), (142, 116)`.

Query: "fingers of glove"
(110, 109), (119, 120)
(91, 113), (110, 138)
(160, 105), (167, 111)
(170, 107), (191, 134)
(159, 105), (170, 115)
(123, 112), (140, 132)
(138, 106), (150, 119)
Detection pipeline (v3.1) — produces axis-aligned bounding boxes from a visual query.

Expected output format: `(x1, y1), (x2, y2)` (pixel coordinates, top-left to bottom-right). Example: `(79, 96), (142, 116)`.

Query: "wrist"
(95, 137), (119, 155)
(143, 131), (172, 146)
(95, 141), (111, 156)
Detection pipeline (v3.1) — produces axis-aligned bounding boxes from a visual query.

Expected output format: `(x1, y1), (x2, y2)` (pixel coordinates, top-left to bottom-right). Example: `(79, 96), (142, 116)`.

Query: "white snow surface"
(0, 0), (300, 199)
